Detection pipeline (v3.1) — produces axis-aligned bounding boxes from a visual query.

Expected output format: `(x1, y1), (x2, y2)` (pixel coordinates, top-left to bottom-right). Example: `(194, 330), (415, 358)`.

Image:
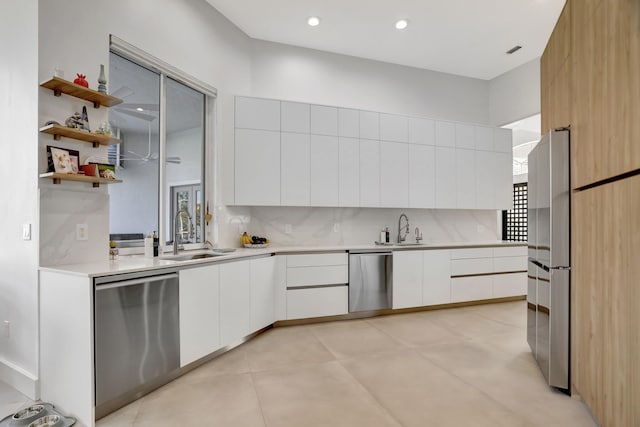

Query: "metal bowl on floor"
(27, 415), (61, 427)
(11, 405), (45, 424)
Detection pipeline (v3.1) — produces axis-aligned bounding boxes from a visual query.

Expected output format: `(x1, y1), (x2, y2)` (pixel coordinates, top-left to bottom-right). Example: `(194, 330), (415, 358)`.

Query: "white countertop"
(39, 240), (526, 278)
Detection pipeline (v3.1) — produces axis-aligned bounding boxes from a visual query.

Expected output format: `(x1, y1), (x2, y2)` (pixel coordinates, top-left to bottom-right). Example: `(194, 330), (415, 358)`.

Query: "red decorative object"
(74, 74), (89, 88)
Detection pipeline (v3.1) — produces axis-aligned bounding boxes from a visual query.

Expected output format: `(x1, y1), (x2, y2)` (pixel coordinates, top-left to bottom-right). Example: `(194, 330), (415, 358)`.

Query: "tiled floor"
(95, 301), (597, 427)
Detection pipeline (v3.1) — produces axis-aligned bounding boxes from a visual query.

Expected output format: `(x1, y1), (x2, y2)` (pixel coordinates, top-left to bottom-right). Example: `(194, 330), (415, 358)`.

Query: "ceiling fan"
(117, 121), (182, 165)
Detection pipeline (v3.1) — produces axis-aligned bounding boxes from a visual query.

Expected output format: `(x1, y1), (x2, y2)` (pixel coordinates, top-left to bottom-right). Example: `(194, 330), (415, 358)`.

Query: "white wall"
(489, 58), (540, 126)
(251, 39), (491, 124)
(0, 0), (39, 398)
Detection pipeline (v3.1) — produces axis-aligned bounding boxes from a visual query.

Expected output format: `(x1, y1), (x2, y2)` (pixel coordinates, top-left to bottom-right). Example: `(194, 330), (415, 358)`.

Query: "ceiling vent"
(506, 45), (522, 54)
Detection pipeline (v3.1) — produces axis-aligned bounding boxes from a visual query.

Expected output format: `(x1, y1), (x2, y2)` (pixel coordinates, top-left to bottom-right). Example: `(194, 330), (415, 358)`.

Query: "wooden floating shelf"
(40, 77), (123, 108)
(40, 172), (123, 188)
(40, 124), (121, 147)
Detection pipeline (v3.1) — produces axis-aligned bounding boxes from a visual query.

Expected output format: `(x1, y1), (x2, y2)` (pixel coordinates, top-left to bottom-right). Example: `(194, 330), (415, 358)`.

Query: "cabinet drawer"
(493, 273), (527, 298)
(286, 253), (348, 267)
(286, 286), (348, 320)
(451, 276), (493, 302)
(451, 258), (493, 276)
(287, 265), (348, 287)
(493, 246), (527, 257)
(493, 256), (527, 273)
(450, 248), (493, 259)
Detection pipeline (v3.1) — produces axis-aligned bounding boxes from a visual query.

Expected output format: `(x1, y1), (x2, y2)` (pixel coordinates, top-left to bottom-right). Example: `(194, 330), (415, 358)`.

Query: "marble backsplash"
(216, 205), (500, 248)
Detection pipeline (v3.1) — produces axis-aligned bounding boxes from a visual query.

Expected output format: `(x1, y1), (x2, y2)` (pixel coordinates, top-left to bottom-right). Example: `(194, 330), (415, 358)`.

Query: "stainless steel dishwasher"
(94, 272), (180, 416)
(349, 252), (393, 312)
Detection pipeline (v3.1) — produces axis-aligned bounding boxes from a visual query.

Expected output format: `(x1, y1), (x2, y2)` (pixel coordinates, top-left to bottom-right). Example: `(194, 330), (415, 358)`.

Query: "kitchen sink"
(160, 252), (226, 261)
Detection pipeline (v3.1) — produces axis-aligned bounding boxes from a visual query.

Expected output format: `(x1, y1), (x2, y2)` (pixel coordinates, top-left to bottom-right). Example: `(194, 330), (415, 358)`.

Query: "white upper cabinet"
(234, 129), (280, 205)
(359, 111), (380, 140)
(435, 121), (455, 147)
(380, 113), (409, 142)
(359, 139), (380, 207)
(235, 97), (280, 131)
(435, 147), (456, 208)
(475, 150), (496, 209)
(338, 137), (360, 207)
(281, 101), (310, 134)
(475, 126), (493, 151)
(494, 128), (512, 153)
(380, 141), (409, 207)
(408, 144), (435, 208)
(310, 105), (338, 136)
(495, 152), (513, 209)
(281, 132), (310, 206)
(310, 135), (339, 206)
(455, 148), (476, 209)
(409, 117), (435, 145)
(338, 108), (359, 138)
(455, 123), (475, 149)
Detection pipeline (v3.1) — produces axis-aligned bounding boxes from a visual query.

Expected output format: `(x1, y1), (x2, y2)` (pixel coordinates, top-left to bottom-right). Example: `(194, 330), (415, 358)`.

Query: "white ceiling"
(205, 0), (565, 80)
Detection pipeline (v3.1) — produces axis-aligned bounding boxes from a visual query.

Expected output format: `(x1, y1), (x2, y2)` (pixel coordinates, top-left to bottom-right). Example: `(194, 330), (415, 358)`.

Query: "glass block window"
(502, 182), (528, 241)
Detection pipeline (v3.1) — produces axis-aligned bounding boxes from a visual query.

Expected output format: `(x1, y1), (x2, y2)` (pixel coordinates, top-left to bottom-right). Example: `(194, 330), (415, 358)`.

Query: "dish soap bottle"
(145, 233), (154, 258)
(380, 228), (386, 244)
(385, 226), (390, 243)
(109, 240), (119, 261)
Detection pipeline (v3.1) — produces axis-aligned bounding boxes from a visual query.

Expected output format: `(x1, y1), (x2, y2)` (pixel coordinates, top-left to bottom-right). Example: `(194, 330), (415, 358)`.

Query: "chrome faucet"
(397, 213), (410, 243)
(173, 208), (194, 255)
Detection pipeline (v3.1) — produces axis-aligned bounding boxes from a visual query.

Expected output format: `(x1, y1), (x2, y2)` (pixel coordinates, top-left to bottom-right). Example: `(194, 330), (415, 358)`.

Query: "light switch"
(76, 224), (88, 241)
(22, 224), (31, 240)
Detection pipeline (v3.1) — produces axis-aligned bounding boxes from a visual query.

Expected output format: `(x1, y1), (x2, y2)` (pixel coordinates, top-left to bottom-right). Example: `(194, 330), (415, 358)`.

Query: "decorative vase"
(81, 106), (90, 132)
(74, 73), (89, 88)
(98, 64), (107, 93)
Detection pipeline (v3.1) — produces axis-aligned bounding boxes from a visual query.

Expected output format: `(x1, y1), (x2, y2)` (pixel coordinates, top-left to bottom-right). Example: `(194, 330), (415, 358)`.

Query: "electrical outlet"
(3, 321), (9, 338)
(76, 224), (88, 241)
(22, 224), (31, 240)
(285, 224), (292, 234)
(333, 223), (340, 233)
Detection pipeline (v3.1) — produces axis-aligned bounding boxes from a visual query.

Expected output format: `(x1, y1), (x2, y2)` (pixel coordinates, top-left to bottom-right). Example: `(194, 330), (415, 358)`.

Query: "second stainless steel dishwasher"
(94, 272), (180, 417)
(349, 252), (393, 312)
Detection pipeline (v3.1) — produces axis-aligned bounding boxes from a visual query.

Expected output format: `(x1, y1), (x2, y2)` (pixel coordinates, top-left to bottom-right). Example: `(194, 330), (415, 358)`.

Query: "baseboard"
(0, 358), (39, 400)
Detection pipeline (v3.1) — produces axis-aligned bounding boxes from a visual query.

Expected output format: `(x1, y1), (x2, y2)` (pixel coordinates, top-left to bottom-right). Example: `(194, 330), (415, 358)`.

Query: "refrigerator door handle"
(529, 258), (550, 272)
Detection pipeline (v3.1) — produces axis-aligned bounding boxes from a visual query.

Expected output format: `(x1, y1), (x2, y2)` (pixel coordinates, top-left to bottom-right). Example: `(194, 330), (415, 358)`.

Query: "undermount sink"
(160, 252), (226, 261)
(396, 242), (425, 246)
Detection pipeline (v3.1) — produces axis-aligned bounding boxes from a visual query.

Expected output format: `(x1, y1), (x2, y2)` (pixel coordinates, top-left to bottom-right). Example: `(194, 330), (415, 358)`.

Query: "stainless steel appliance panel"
(550, 131), (571, 268)
(349, 253), (392, 312)
(548, 268), (570, 389)
(526, 260), (538, 355)
(95, 273), (180, 406)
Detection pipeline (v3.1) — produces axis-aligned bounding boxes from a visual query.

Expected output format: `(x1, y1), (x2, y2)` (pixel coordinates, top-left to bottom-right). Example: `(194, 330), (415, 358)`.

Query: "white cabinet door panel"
(286, 253), (348, 267)
(450, 248), (493, 259)
(493, 256), (528, 273)
(392, 251), (423, 309)
(359, 139), (380, 207)
(310, 135), (339, 206)
(408, 144), (435, 208)
(475, 150), (496, 209)
(234, 129), (280, 205)
(235, 97), (280, 131)
(281, 132), (310, 206)
(435, 147), (456, 208)
(179, 265), (220, 367)
(380, 141), (409, 207)
(451, 276), (493, 302)
(475, 126), (494, 151)
(281, 101), (310, 134)
(423, 250), (451, 306)
(455, 148), (476, 209)
(359, 111), (380, 140)
(339, 137), (360, 207)
(310, 105), (338, 136)
(493, 128), (512, 153)
(219, 261), (251, 347)
(451, 258), (494, 276)
(251, 257), (276, 331)
(493, 272), (527, 298)
(435, 121), (455, 147)
(380, 113), (409, 142)
(339, 108), (359, 138)
(286, 266), (349, 287)
(286, 286), (348, 320)
(455, 124), (475, 149)
(409, 117), (435, 145)
(496, 152), (513, 209)
(493, 246), (528, 257)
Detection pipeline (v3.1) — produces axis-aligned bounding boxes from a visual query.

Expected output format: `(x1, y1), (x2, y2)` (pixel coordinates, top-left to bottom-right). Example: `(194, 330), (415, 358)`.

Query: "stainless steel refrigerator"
(527, 129), (570, 391)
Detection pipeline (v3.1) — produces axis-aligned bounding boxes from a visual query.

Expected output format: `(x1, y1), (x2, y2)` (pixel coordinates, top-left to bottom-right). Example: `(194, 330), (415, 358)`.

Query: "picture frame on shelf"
(89, 162), (117, 180)
(47, 145), (79, 174)
(49, 146), (77, 174)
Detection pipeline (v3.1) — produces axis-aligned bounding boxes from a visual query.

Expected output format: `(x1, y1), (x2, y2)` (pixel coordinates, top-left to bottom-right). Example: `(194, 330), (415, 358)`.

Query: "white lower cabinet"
(493, 272), (527, 298)
(250, 257), (276, 331)
(451, 276), (493, 302)
(219, 260), (252, 347)
(392, 251), (423, 309)
(179, 265), (220, 367)
(422, 250), (451, 305)
(286, 286), (348, 320)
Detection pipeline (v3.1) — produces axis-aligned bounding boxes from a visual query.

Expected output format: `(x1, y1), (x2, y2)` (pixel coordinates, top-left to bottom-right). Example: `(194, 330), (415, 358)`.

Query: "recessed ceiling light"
(395, 19), (408, 30)
(136, 107), (144, 112)
(307, 16), (320, 27)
